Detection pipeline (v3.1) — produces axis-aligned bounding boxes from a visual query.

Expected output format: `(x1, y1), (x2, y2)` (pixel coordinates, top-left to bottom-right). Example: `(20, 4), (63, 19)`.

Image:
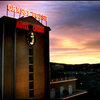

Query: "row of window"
(29, 48), (34, 98)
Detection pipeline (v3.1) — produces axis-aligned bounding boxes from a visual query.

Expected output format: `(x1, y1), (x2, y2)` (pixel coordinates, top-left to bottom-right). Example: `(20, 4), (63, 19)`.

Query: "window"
(29, 90), (34, 98)
(29, 48), (33, 55)
(29, 82), (33, 89)
(26, 31), (36, 47)
(29, 47), (34, 98)
(29, 73), (33, 80)
(29, 57), (33, 64)
(29, 65), (33, 72)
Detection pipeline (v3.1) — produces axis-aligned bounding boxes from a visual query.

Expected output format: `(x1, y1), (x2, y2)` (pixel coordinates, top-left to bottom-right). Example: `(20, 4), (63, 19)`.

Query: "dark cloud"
(66, 5), (100, 30)
(50, 48), (81, 52)
(84, 39), (100, 49)
(47, 2), (100, 32)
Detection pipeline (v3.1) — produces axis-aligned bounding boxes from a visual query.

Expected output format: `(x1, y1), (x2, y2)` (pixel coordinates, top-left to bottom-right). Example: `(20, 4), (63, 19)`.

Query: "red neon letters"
(16, 21), (44, 33)
(33, 25), (44, 33)
(16, 21), (29, 31)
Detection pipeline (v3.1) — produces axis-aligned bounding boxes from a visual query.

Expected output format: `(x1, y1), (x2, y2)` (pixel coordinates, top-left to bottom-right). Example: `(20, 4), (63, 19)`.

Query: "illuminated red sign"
(16, 21), (44, 33)
(7, 4), (47, 22)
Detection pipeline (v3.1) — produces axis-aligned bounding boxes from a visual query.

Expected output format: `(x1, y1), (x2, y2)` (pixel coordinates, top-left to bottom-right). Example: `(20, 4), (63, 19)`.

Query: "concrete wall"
(34, 31), (50, 99)
(50, 80), (76, 99)
(34, 33), (45, 99)
(16, 29), (29, 99)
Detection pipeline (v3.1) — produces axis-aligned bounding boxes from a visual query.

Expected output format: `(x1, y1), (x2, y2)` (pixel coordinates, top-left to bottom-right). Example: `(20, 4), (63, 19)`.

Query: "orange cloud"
(50, 24), (100, 64)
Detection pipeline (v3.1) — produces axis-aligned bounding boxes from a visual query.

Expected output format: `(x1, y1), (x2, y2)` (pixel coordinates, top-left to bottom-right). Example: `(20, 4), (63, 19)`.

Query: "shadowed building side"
(0, 17), (16, 100)
(0, 19), (3, 99)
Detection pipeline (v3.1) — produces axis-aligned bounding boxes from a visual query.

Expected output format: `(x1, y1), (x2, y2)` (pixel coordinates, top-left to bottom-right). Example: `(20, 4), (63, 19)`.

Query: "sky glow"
(0, 1), (100, 64)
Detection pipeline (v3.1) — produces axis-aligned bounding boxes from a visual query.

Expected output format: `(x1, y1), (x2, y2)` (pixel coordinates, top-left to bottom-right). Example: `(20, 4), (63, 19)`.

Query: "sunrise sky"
(0, 1), (100, 64)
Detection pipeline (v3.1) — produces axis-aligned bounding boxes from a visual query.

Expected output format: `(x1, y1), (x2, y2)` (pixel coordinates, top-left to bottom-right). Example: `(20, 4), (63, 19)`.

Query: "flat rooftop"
(50, 78), (77, 85)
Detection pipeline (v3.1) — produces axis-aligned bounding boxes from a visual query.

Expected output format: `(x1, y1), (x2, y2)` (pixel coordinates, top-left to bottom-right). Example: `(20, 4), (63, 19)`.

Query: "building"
(50, 62), (88, 100)
(0, 16), (50, 100)
(50, 77), (77, 100)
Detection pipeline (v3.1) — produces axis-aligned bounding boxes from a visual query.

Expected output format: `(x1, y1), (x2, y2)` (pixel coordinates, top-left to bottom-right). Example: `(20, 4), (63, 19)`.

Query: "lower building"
(50, 62), (88, 100)
(50, 78), (87, 100)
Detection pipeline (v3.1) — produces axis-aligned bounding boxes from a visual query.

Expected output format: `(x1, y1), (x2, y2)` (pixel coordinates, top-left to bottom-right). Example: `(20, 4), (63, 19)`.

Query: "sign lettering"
(16, 21), (44, 33)
(7, 4), (47, 22)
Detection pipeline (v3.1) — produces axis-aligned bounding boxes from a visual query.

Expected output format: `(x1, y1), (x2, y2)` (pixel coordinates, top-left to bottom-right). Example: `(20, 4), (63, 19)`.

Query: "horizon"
(50, 62), (100, 65)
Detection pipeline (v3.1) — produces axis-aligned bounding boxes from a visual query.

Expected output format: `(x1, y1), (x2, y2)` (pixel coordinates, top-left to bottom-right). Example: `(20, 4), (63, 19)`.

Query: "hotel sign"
(7, 4), (47, 22)
(16, 21), (44, 33)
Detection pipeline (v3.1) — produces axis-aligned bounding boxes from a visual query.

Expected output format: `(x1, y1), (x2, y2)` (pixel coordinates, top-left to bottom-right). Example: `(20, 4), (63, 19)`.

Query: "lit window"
(26, 31), (36, 47)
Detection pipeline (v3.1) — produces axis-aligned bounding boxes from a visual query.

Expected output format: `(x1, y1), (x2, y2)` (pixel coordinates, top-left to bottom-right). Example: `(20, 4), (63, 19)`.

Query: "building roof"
(0, 16), (51, 31)
(17, 16), (45, 27)
(50, 78), (77, 85)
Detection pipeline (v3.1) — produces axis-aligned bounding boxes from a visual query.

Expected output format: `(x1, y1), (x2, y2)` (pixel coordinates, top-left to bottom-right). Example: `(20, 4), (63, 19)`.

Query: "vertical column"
(2, 18), (15, 100)
(2, 22), (5, 100)
(14, 24), (16, 100)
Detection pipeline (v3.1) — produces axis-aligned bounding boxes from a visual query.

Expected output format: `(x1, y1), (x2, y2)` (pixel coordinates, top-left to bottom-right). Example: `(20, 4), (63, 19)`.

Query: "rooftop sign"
(7, 4), (47, 25)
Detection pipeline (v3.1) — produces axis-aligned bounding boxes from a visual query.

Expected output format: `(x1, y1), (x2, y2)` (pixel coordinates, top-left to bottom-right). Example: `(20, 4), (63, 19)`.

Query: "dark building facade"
(0, 16), (50, 100)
